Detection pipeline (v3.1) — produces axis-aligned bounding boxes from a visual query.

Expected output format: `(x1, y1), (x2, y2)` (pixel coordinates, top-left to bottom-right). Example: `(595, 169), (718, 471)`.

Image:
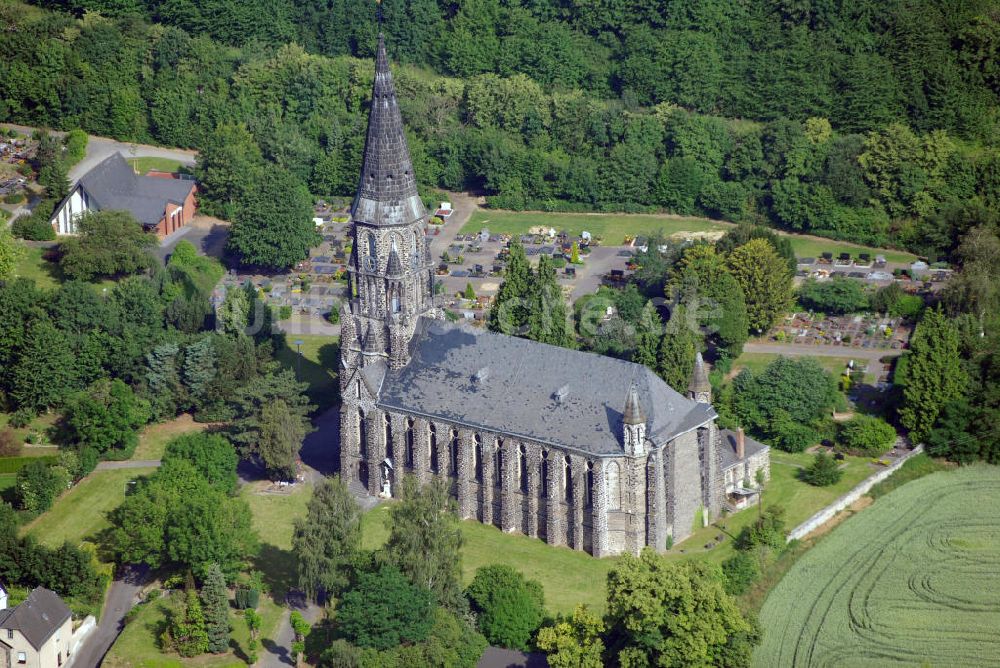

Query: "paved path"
(95, 460), (161, 470)
(0, 123), (197, 184)
(743, 342), (902, 361)
(69, 566), (149, 668)
(478, 648), (548, 667)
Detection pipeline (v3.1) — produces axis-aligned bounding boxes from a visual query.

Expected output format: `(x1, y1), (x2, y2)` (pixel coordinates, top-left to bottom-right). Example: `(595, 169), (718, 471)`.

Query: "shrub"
(3, 193), (25, 204)
(800, 452), (843, 487)
(0, 428), (18, 457)
(722, 550), (760, 596)
(736, 506), (786, 552)
(798, 276), (869, 314)
(465, 564), (545, 650)
(277, 305), (292, 320)
(15, 459), (69, 513)
(839, 415), (896, 457)
(234, 586), (260, 610)
(10, 202), (56, 241)
(10, 409), (35, 429)
(336, 566), (434, 650)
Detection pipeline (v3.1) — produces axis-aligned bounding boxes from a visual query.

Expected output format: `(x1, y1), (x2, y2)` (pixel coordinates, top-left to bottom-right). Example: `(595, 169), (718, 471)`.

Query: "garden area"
(755, 465), (1000, 667)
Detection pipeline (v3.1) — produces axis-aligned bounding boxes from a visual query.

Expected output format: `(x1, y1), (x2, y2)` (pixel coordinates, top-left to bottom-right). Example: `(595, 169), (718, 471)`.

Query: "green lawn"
(354, 450), (875, 616)
(461, 210), (917, 263)
(21, 467), (157, 548)
(128, 156), (191, 176)
(0, 411), (61, 457)
(241, 481), (313, 599)
(463, 210), (726, 246)
(12, 244), (60, 290)
(274, 334), (339, 414)
(104, 590), (283, 668)
(133, 415), (208, 460)
(0, 474), (15, 497)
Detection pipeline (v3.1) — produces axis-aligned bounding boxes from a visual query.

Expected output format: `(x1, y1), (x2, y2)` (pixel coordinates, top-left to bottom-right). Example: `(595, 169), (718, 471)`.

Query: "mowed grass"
(356, 451), (873, 616)
(104, 590), (283, 668)
(731, 351), (856, 377)
(21, 467), (157, 548)
(11, 243), (60, 290)
(128, 156), (191, 175)
(0, 411), (60, 456)
(274, 334), (339, 413)
(461, 209), (917, 263)
(133, 415), (208, 460)
(463, 210), (726, 246)
(755, 465), (1000, 667)
(241, 480), (312, 599)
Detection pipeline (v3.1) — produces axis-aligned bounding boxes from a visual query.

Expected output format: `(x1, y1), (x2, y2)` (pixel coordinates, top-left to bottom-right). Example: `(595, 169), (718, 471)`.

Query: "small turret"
(386, 249), (403, 277)
(622, 384), (646, 457)
(688, 352), (711, 403)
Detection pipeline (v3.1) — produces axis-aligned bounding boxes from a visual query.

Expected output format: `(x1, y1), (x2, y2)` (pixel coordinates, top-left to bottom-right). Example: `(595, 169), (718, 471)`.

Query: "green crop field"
(755, 465), (1000, 667)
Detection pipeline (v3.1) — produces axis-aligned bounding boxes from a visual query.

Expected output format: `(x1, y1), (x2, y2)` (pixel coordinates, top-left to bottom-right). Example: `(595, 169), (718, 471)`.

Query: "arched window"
(358, 409), (368, 460)
(390, 285), (400, 313)
(430, 424), (438, 473)
(495, 443), (503, 488)
(384, 413), (392, 463)
(449, 429), (459, 476)
(405, 418), (414, 468)
(367, 233), (376, 259)
(541, 451), (549, 498)
(607, 462), (621, 510)
(474, 435), (483, 483)
(564, 456), (573, 503)
(586, 462), (594, 508)
(518, 444), (528, 493)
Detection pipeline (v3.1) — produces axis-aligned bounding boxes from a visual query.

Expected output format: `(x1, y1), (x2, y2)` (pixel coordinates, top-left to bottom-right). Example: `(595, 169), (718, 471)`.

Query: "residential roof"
(719, 429), (770, 470)
(0, 588), (71, 650)
(377, 318), (716, 456)
(73, 152), (194, 227)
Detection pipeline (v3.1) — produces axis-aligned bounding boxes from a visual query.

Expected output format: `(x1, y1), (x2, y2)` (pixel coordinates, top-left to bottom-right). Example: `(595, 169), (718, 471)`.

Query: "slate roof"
(73, 152), (194, 227)
(0, 587), (71, 650)
(377, 318), (716, 456)
(719, 429), (770, 470)
(351, 33), (425, 228)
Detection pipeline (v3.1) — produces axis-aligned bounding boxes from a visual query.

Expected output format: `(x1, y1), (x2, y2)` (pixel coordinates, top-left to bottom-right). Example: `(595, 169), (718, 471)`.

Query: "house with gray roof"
(50, 152), (196, 238)
(337, 33), (769, 556)
(0, 587), (73, 668)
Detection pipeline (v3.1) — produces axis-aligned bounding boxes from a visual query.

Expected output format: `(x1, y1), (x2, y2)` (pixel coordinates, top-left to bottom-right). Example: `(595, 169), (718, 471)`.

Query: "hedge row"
(0, 456), (58, 475)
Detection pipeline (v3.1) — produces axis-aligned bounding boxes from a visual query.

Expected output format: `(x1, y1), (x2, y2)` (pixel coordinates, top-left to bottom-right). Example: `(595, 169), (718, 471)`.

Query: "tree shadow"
(252, 543), (298, 603)
(262, 638), (295, 666)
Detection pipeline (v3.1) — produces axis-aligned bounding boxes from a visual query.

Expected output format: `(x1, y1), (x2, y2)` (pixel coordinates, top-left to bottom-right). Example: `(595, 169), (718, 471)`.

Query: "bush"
(10, 201), (57, 241)
(722, 550), (760, 596)
(465, 564), (545, 650)
(3, 193), (25, 204)
(63, 129), (88, 167)
(839, 415), (896, 457)
(277, 305), (292, 320)
(736, 506), (786, 552)
(319, 639), (363, 667)
(7, 408), (35, 429)
(234, 586), (260, 610)
(15, 459), (69, 513)
(336, 566), (435, 650)
(800, 452), (843, 487)
(798, 277), (869, 314)
(0, 428), (18, 457)
(163, 432), (239, 495)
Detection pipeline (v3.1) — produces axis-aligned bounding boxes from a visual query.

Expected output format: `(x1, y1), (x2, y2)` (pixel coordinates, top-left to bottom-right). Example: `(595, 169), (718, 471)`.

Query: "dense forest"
(2, 0), (998, 257)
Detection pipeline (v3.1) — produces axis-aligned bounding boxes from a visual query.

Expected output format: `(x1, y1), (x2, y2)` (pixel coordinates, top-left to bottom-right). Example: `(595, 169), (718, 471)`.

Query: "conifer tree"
(292, 476), (362, 602)
(656, 305), (700, 392)
(488, 240), (531, 334)
(633, 302), (660, 369)
(899, 307), (968, 442)
(200, 563), (230, 653)
(527, 255), (573, 347)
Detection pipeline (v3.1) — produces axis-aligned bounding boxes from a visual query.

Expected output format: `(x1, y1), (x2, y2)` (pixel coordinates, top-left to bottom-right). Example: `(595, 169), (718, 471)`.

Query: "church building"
(339, 34), (770, 556)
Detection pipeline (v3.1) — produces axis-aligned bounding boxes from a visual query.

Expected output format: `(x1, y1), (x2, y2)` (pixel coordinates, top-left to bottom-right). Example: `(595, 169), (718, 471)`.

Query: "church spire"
(688, 352), (712, 403)
(352, 32), (424, 227)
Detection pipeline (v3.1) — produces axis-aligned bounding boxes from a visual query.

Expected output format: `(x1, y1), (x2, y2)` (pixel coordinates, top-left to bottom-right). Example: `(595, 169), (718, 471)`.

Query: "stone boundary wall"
(786, 444), (924, 542)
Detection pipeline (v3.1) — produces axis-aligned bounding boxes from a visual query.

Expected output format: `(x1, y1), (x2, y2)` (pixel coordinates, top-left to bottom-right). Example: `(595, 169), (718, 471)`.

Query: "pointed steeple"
(688, 352), (711, 403)
(362, 322), (381, 354)
(623, 384), (645, 425)
(352, 33), (424, 227)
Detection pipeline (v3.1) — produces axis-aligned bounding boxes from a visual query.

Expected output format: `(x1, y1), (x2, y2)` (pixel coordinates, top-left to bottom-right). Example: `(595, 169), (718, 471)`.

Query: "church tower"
(341, 33), (437, 377)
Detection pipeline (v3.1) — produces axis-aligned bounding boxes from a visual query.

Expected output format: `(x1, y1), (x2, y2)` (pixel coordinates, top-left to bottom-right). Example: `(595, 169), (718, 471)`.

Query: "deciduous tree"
(59, 211), (156, 281)
(292, 476), (361, 602)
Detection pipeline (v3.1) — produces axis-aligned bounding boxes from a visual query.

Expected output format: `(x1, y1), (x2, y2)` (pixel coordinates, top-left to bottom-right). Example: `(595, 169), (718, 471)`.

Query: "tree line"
(2, 2), (998, 259)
